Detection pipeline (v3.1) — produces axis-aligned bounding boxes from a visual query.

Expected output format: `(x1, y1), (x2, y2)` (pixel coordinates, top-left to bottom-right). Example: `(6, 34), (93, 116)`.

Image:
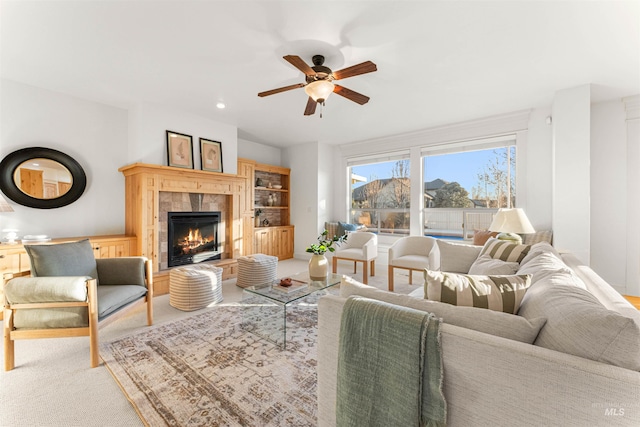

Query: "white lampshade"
(489, 208), (535, 234)
(304, 80), (335, 102)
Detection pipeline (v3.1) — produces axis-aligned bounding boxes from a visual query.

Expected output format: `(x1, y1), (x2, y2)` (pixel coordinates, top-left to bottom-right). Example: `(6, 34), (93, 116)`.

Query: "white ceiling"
(2, 1), (639, 148)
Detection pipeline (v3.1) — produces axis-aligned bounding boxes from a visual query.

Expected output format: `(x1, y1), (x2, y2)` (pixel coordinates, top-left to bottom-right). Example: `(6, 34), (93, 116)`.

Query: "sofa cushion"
(436, 240), (482, 273)
(518, 282), (640, 371)
(340, 276), (545, 343)
(522, 230), (553, 245)
(96, 257), (147, 286)
(519, 241), (560, 267)
(24, 239), (98, 279)
(97, 285), (148, 320)
(517, 251), (586, 289)
(424, 270), (532, 314)
(468, 254), (519, 275)
(5, 276), (91, 329)
(480, 237), (531, 263)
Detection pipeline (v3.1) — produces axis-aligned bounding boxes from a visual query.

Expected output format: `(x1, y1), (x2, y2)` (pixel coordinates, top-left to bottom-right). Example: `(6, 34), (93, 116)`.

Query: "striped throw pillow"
(424, 269), (532, 314)
(480, 237), (531, 263)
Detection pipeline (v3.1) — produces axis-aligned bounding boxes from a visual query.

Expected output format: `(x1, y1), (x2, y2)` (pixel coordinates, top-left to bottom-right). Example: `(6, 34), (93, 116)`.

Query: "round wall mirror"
(0, 147), (87, 209)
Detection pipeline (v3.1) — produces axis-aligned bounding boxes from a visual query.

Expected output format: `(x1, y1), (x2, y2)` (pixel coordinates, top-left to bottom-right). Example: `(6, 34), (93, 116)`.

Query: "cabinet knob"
(0, 255), (4, 259)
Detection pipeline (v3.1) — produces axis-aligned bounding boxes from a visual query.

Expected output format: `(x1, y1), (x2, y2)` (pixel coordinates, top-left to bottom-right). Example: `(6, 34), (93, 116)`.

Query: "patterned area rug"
(100, 297), (319, 426)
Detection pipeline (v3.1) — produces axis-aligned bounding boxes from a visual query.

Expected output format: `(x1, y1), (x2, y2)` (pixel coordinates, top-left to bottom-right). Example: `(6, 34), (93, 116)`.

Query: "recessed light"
(216, 102), (226, 109)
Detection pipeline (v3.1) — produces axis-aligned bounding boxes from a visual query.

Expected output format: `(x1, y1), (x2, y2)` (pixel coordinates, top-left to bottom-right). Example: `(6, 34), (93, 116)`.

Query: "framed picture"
(166, 131), (194, 169)
(200, 138), (223, 172)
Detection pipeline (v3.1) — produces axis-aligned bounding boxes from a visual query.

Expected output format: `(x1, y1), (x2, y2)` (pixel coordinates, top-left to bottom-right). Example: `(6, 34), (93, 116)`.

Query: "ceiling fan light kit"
(258, 54), (377, 116)
(304, 80), (335, 103)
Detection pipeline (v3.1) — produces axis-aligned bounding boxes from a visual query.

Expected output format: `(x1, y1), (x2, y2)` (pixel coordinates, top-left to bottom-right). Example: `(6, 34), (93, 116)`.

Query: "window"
(422, 137), (516, 239)
(348, 154), (410, 235)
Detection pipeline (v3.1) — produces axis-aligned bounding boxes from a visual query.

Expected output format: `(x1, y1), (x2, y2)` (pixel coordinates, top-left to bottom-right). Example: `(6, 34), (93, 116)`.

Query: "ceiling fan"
(258, 54), (377, 116)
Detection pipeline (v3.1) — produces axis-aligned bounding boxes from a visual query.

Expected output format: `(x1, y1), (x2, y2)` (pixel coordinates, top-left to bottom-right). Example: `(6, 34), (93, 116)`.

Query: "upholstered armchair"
(3, 239), (153, 371)
(331, 232), (378, 284)
(387, 236), (439, 292)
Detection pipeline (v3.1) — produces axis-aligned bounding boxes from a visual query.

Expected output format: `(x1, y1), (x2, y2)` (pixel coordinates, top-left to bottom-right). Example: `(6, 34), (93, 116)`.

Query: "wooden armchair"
(3, 239), (153, 371)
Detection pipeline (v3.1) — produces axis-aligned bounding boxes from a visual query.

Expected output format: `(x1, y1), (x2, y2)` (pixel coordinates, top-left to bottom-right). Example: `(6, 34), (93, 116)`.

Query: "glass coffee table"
(240, 272), (342, 349)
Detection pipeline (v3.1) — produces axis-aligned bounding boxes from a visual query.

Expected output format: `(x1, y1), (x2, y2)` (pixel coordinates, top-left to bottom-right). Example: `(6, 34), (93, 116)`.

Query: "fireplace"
(168, 211), (221, 267)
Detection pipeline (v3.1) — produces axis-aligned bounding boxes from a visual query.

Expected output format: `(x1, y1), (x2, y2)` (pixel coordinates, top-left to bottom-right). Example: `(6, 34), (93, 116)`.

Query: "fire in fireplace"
(168, 211), (221, 267)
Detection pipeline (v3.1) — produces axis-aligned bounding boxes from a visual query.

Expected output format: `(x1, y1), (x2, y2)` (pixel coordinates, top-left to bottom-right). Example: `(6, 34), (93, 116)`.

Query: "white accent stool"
(236, 253), (278, 288)
(169, 263), (223, 311)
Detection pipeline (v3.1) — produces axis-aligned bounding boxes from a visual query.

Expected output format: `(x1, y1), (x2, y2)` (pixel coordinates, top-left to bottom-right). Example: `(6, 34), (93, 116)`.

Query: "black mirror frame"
(0, 147), (87, 209)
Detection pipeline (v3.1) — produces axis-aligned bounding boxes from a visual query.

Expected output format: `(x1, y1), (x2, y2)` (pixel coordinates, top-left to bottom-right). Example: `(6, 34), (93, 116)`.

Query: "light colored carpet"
(0, 258), (418, 426)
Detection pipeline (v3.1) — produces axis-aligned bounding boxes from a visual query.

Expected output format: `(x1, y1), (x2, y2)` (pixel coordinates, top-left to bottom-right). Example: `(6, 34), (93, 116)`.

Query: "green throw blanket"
(336, 296), (446, 427)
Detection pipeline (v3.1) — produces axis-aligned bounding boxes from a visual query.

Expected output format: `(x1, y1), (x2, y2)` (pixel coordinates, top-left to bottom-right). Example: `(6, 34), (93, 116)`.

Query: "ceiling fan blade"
(283, 55), (315, 76)
(258, 83), (305, 97)
(304, 97), (317, 115)
(333, 85), (370, 105)
(332, 61), (377, 80)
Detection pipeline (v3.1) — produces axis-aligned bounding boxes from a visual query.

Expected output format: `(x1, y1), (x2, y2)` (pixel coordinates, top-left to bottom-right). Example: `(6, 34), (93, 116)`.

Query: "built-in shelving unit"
(237, 158), (294, 260)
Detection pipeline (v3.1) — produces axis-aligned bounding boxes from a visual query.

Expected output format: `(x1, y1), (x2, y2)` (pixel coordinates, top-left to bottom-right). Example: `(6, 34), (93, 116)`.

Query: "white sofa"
(317, 240), (640, 426)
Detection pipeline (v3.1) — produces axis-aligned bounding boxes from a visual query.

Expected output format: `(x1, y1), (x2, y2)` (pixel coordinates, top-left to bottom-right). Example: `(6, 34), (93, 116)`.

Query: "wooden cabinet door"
(254, 229), (271, 255)
(279, 227), (294, 259)
(238, 159), (256, 256)
(89, 238), (132, 259)
(0, 247), (31, 320)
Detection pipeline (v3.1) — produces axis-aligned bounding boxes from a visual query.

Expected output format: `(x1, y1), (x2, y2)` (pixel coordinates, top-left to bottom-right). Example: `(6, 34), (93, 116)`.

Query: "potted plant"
(306, 230), (348, 280)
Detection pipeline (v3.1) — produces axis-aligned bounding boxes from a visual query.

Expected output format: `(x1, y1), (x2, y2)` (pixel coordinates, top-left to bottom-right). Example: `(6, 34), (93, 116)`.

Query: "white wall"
(318, 142), (334, 234)
(128, 103), (238, 174)
(237, 138), (281, 166)
(552, 85), (591, 264)
(522, 107), (553, 230)
(283, 142), (320, 259)
(591, 99), (628, 290)
(0, 79), (128, 238)
(623, 96), (640, 296)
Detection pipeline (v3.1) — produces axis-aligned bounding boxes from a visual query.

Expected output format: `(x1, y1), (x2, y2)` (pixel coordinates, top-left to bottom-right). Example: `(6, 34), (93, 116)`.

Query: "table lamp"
(488, 208), (535, 245)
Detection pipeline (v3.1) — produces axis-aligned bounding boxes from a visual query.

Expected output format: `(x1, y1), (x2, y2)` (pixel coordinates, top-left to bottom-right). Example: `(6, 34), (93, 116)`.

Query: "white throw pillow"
(468, 254), (519, 275)
(516, 251), (586, 289)
(519, 241), (560, 267)
(436, 240), (482, 273)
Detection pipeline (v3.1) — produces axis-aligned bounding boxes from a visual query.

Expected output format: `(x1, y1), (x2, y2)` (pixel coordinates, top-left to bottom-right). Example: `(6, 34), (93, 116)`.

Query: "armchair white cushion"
(388, 236), (439, 291)
(332, 232), (378, 284)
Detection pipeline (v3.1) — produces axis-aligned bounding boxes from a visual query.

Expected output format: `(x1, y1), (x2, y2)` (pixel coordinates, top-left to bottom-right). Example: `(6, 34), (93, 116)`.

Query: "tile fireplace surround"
(158, 192), (227, 270)
(119, 163), (249, 276)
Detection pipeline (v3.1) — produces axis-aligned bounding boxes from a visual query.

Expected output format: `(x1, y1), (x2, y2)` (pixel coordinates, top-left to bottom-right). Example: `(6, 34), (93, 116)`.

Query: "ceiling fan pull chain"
(320, 101), (324, 118)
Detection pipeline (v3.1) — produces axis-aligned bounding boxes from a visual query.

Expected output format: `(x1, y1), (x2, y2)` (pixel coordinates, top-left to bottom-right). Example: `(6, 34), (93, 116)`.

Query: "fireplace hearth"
(168, 211), (221, 267)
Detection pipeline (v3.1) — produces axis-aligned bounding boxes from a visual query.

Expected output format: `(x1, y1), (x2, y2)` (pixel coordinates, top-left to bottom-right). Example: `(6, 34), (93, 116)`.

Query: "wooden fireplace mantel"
(119, 163), (249, 281)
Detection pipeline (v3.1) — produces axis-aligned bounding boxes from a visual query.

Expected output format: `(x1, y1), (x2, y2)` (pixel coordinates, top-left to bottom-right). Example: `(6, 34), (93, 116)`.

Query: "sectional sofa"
(317, 239), (640, 426)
